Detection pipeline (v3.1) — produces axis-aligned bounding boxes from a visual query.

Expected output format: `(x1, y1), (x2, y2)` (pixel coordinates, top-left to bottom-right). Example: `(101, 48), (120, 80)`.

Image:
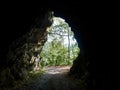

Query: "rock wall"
(0, 10), (53, 86)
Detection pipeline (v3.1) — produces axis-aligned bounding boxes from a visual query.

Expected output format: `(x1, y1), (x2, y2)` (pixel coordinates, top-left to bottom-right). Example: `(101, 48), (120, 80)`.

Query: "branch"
(48, 33), (68, 36)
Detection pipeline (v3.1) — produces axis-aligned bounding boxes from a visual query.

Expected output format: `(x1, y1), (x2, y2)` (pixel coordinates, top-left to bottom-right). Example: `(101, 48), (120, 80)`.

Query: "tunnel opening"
(0, 6), (111, 89)
(0, 10), (88, 90)
(40, 16), (80, 69)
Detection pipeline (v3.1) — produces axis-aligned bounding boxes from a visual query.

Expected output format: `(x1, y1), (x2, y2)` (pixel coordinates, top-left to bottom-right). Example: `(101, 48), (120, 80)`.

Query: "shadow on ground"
(13, 66), (86, 90)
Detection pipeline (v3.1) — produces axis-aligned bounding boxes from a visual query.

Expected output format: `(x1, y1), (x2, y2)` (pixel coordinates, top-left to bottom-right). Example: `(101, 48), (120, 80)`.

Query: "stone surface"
(0, 10), (53, 87)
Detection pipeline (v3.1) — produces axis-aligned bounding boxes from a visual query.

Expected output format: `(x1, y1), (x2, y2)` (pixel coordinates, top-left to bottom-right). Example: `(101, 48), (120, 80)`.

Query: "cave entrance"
(40, 16), (80, 73)
(0, 10), (87, 90)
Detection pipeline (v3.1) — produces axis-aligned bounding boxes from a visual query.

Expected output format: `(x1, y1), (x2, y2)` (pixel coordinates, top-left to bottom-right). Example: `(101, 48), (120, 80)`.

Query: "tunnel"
(0, 5), (112, 90)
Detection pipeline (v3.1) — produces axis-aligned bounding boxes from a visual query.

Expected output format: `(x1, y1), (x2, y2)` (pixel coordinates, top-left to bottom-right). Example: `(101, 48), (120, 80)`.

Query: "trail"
(15, 66), (82, 90)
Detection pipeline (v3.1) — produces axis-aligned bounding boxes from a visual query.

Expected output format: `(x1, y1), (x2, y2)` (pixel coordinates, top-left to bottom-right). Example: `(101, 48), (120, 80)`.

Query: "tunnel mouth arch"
(29, 10), (88, 80)
(0, 10), (89, 90)
(6, 10), (84, 75)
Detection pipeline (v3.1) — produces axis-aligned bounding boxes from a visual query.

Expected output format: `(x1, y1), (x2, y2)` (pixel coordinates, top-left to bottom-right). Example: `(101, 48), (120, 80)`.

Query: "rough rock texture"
(0, 9), (89, 89)
(69, 53), (89, 78)
(0, 6), (112, 90)
(0, 10), (53, 87)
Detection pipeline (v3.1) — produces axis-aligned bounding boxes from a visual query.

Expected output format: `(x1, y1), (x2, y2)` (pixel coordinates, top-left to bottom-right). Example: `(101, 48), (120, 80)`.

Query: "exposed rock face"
(5, 11), (53, 81)
(0, 7), (112, 89)
(69, 54), (89, 78)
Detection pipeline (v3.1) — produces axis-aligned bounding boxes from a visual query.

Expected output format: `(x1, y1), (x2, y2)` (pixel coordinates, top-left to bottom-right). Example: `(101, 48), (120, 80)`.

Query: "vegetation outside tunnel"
(40, 17), (80, 67)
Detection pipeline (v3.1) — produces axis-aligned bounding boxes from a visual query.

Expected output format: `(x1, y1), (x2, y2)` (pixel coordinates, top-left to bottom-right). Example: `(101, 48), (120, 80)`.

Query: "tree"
(40, 17), (80, 67)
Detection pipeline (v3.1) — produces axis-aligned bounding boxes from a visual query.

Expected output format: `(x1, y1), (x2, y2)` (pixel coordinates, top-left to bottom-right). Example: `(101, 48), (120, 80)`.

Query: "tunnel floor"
(14, 66), (84, 90)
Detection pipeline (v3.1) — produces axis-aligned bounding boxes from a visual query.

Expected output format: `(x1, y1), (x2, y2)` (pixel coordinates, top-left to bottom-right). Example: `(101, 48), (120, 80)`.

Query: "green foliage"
(40, 17), (80, 67)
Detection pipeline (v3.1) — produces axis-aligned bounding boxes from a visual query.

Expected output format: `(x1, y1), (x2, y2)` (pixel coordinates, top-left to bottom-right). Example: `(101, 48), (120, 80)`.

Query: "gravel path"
(14, 66), (82, 90)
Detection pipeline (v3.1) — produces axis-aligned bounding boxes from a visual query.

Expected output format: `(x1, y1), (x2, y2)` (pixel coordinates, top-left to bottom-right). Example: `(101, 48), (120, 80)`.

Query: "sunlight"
(48, 17), (77, 47)
(40, 16), (80, 67)
(52, 17), (65, 26)
(45, 66), (71, 74)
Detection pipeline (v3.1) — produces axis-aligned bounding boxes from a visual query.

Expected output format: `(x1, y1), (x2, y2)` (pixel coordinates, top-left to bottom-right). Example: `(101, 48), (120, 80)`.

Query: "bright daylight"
(40, 17), (80, 67)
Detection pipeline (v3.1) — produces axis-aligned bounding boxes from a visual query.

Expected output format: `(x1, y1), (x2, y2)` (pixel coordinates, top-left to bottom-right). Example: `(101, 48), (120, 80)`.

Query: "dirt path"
(15, 66), (83, 90)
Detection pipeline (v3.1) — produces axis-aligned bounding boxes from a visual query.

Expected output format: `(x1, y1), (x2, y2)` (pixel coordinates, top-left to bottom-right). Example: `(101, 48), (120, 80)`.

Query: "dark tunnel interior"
(0, 3), (112, 90)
